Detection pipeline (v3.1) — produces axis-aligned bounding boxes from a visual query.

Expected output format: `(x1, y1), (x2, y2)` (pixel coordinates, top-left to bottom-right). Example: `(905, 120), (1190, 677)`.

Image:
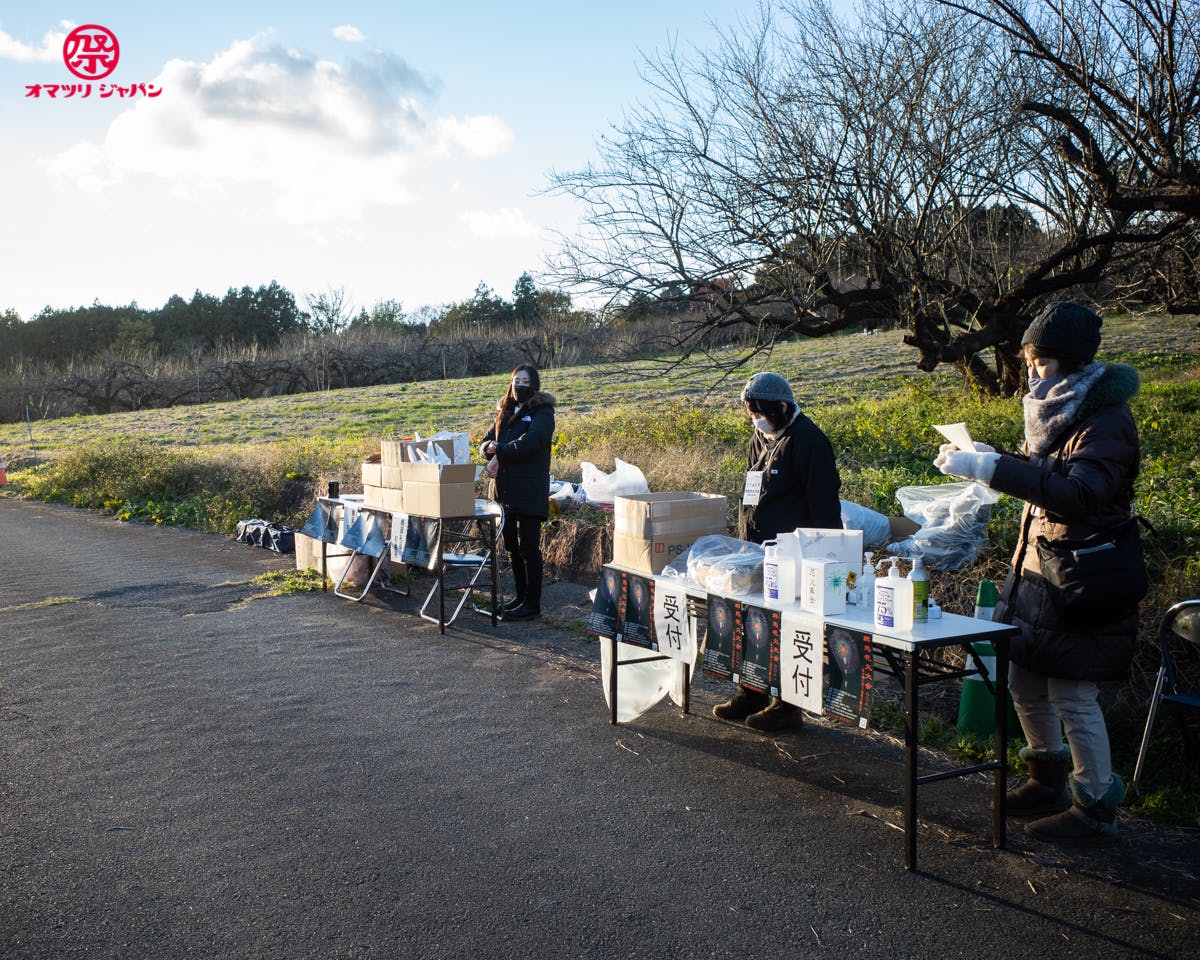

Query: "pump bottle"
(874, 556), (914, 631)
(762, 540), (796, 604)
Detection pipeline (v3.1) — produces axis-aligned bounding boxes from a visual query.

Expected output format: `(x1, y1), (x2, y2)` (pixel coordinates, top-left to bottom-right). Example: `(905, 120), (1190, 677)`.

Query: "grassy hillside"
(3, 312), (1199, 821)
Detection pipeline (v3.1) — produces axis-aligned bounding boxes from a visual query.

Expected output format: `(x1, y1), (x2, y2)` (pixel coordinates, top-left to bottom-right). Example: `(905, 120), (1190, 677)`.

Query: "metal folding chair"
(419, 500), (504, 628)
(1132, 599), (1200, 791)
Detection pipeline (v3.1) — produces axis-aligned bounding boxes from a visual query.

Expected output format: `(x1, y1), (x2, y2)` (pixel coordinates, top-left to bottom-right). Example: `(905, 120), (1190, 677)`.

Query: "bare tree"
(548, 0), (1182, 394)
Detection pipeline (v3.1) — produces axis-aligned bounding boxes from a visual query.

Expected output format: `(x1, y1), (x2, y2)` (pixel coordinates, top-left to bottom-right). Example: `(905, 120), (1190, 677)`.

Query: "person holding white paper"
(481, 365), (556, 621)
(934, 302), (1143, 843)
(713, 371), (842, 732)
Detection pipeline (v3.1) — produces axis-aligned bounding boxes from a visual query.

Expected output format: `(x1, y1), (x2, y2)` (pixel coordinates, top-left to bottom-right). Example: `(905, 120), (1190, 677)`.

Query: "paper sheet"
(933, 422), (982, 452)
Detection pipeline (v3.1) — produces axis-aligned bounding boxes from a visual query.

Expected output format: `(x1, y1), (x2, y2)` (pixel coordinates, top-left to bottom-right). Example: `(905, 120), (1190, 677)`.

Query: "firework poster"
(620, 573), (656, 649)
(778, 610), (825, 714)
(702, 594), (737, 680)
(587, 566), (626, 638)
(653, 583), (693, 662)
(733, 603), (780, 696)
(823, 625), (873, 726)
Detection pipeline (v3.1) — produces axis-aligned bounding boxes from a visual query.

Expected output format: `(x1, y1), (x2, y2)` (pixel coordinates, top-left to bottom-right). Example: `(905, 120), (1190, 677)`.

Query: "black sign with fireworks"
(620, 573), (656, 649)
(734, 602), (780, 696)
(587, 567), (626, 639)
(702, 594), (737, 680)
(824, 625), (873, 724)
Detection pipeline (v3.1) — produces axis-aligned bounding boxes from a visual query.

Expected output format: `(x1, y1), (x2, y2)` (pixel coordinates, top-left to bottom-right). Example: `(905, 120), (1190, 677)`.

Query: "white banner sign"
(778, 609), (825, 713)
(652, 583), (694, 663)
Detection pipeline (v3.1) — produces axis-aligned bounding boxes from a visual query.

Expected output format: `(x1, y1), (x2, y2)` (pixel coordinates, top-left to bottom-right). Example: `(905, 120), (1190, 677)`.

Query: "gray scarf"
(1022, 361), (1107, 455)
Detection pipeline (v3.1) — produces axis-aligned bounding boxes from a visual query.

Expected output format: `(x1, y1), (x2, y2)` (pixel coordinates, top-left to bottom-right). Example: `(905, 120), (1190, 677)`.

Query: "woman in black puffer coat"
(935, 302), (1143, 844)
(481, 365), (555, 621)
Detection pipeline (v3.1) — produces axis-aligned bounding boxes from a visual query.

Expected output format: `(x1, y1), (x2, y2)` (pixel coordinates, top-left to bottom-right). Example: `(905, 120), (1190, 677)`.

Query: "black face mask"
(514, 384), (533, 402)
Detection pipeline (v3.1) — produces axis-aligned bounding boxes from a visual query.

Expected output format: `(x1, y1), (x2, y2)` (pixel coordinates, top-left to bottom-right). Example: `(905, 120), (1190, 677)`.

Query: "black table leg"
(904, 650), (919, 871)
(437, 529), (446, 635)
(609, 635), (619, 725)
(993, 635), (1010, 850)
(489, 516), (498, 627)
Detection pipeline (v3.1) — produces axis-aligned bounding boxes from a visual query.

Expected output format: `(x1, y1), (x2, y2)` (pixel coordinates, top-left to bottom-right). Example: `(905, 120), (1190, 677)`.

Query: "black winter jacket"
(737, 412), (842, 544)
(991, 363), (1142, 681)
(482, 392), (555, 520)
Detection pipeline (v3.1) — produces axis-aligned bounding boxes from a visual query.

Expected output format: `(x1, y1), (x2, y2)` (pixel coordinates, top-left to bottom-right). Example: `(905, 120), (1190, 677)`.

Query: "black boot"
(505, 549), (542, 620)
(502, 596), (526, 613)
(507, 550), (527, 613)
(745, 697), (804, 733)
(503, 602), (540, 621)
(1007, 747), (1071, 818)
(713, 687), (769, 721)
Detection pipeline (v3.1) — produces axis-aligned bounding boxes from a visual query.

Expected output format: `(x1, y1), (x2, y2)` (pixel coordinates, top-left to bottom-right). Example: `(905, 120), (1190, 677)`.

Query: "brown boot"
(1026, 774), (1123, 843)
(713, 687), (769, 722)
(1007, 747), (1071, 818)
(745, 697), (803, 733)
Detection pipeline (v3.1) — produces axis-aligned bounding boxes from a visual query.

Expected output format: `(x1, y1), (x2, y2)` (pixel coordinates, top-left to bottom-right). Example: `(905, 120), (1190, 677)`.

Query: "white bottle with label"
(856, 552), (876, 609)
(762, 539), (796, 605)
(908, 554), (929, 623)
(874, 556), (914, 632)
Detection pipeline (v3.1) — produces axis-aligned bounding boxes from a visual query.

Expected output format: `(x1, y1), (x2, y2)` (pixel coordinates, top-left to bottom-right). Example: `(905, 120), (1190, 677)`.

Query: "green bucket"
(957, 640), (1020, 736)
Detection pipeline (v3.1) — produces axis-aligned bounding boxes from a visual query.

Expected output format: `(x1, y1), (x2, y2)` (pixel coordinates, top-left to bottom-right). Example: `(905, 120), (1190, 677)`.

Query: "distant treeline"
(0, 274), (746, 423)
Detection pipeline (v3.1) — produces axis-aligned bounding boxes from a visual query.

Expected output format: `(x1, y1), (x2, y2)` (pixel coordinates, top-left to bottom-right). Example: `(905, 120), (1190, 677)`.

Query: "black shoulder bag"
(1035, 516), (1150, 622)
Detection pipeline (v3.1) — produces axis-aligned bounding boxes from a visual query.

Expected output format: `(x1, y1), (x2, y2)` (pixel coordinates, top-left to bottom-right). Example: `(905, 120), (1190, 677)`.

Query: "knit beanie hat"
(741, 372), (795, 404)
(1021, 301), (1103, 363)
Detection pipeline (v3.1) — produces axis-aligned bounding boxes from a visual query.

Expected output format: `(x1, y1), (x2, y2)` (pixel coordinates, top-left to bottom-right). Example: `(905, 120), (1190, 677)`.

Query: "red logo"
(63, 24), (120, 81)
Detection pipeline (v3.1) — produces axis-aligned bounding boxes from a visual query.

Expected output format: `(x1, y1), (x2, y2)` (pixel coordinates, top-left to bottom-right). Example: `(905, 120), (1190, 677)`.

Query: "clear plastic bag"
(840, 499), (892, 549)
(887, 481), (1001, 571)
(661, 534), (764, 595)
(580, 458), (649, 506)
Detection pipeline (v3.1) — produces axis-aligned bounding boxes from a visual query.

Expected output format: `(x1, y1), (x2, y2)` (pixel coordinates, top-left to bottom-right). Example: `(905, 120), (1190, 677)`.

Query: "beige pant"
(1009, 661), (1113, 802)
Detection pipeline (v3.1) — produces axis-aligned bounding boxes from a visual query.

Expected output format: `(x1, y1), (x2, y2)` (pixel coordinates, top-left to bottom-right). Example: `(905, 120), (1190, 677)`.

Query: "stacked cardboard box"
(400, 462), (477, 518)
(363, 453), (406, 514)
(613, 492), (728, 575)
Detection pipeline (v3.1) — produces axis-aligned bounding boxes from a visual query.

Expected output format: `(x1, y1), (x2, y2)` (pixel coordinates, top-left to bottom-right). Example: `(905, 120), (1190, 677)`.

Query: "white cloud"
(460, 207), (539, 239)
(44, 31), (515, 224)
(435, 115), (515, 157)
(0, 21), (70, 62)
(332, 25), (365, 43)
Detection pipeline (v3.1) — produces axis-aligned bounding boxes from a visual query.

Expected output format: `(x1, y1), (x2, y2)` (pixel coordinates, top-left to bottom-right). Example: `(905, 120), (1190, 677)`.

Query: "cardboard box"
(612, 491), (728, 575)
(380, 465), (405, 489)
(398, 461), (476, 485)
(381, 437), (458, 467)
(402, 480), (475, 518)
(363, 485), (406, 514)
(361, 462), (382, 488)
(614, 492), (727, 538)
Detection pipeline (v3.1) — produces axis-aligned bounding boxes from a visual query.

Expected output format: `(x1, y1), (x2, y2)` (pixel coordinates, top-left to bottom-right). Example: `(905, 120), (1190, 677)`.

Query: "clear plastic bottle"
(858, 551), (876, 609)
(763, 539), (796, 604)
(874, 556), (914, 631)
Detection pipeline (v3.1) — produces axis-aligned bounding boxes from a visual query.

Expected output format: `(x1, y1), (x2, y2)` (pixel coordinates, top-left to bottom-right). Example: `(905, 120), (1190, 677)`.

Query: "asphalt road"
(2, 497), (1197, 959)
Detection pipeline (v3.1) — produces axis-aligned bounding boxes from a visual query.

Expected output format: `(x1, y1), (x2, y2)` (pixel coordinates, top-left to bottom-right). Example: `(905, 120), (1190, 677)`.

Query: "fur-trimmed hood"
(1077, 363), (1138, 420)
(495, 390), (556, 413)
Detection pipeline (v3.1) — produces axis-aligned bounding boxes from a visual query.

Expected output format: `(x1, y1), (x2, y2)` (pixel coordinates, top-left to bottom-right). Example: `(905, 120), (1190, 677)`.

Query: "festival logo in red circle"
(63, 24), (120, 81)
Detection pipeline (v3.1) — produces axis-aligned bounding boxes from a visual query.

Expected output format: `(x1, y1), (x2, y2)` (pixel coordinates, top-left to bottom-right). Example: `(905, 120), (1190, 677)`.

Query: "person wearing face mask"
(713, 371), (842, 732)
(481, 364), (556, 621)
(934, 301), (1143, 843)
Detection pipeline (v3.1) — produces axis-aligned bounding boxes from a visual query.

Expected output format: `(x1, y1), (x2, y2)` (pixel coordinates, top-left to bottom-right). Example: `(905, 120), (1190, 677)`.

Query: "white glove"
(934, 448), (1000, 484)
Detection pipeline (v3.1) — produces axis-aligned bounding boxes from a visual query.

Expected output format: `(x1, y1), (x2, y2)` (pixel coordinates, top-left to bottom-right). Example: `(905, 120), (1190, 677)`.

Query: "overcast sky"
(0, 1), (763, 322)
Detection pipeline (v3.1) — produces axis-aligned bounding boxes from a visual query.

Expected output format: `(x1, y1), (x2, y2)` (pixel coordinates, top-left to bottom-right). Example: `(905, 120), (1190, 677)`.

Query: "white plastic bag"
(600, 638), (687, 722)
(422, 430), (471, 464)
(660, 534), (765, 595)
(888, 481), (1001, 571)
(580, 458), (649, 506)
(840, 499), (892, 549)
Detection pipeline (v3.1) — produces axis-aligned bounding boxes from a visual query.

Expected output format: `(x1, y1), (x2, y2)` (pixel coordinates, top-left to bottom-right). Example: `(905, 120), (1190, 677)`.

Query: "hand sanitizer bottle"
(857, 552), (876, 610)
(908, 554), (929, 623)
(874, 557), (914, 631)
(763, 540), (796, 604)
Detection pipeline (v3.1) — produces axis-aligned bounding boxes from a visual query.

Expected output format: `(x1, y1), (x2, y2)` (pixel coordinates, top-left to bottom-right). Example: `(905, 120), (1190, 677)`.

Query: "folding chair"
(1132, 599), (1200, 791)
(419, 500), (504, 629)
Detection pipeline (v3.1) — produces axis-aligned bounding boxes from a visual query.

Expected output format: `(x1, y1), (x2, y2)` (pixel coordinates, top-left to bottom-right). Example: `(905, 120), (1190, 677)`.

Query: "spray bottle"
(908, 554), (929, 623)
(857, 551), (876, 609)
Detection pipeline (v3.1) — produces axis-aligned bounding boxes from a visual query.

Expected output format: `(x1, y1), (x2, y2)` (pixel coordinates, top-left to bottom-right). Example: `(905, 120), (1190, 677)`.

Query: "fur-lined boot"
(1007, 746), (1071, 818)
(1026, 774), (1124, 843)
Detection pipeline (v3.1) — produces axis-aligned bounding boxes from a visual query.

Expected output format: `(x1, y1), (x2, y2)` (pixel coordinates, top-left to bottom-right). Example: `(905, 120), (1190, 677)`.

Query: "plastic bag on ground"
(580, 458), (649, 507)
(887, 481), (1001, 571)
(840, 499), (892, 549)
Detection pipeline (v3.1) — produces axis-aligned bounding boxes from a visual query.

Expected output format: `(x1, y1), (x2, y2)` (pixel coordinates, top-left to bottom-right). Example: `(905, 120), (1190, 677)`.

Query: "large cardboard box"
(398, 462), (476, 485)
(402, 480), (475, 518)
(612, 492), (728, 574)
(363, 485), (406, 514)
(381, 437), (458, 467)
(361, 462), (382, 488)
(380, 465), (405, 489)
